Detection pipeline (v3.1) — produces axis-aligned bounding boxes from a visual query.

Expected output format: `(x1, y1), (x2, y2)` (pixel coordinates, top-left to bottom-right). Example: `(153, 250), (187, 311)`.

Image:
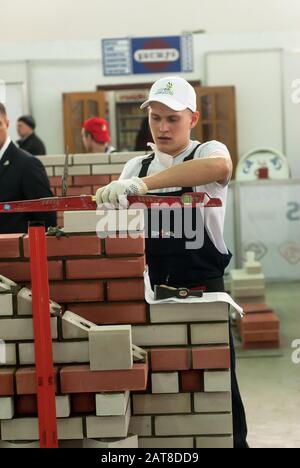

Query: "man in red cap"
(82, 117), (115, 154)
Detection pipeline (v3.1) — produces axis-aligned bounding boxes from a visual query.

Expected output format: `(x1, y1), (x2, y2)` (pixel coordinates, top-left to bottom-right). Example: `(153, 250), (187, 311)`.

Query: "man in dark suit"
(17, 115), (46, 156)
(0, 103), (56, 234)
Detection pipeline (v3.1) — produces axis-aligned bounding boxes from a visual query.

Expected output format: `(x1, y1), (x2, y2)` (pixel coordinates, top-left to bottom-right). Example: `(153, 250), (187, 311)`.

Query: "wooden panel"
(194, 86), (238, 177)
(63, 92), (106, 154)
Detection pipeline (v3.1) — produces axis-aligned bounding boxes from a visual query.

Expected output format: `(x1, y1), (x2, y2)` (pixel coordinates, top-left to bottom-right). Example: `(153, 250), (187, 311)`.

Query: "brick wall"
(39, 152), (144, 227)
(0, 209), (233, 449)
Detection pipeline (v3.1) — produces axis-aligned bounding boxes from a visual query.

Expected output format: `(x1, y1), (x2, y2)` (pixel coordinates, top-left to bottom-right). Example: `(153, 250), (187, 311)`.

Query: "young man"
(0, 103), (56, 234)
(95, 76), (248, 448)
(17, 115), (46, 156)
(82, 117), (115, 154)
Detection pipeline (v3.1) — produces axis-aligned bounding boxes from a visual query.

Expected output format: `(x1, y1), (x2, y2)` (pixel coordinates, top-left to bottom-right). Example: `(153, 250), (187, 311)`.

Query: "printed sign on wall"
(102, 35), (193, 76)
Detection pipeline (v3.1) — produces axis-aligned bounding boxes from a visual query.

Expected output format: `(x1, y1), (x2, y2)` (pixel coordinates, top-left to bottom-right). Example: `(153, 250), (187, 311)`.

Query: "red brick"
(66, 257), (145, 280)
(151, 349), (190, 372)
(24, 235), (102, 258)
(15, 395), (38, 415)
(56, 186), (92, 197)
(60, 362), (148, 393)
(192, 347), (231, 370)
(49, 176), (73, 188)
(16, 368), (58, 395)
(0, 261), (63, 282)
(237, 313), (280, 333)
(71, 394), (96, 414)
(107, 279), (145, 301)
(66, 302), (147, 325)
(242, 304), (273, 315)
(0, 234), (23, 259)
(73, 175), (110, 186)
(49, 281), (105, 303)
(180, 371), (204, 392)
(243, 341), (280, 350)
(105, 236), (145, 256)
(0, 369), (15, 396)
(110, 175), (121, 181)
(242, 330), (279, 344)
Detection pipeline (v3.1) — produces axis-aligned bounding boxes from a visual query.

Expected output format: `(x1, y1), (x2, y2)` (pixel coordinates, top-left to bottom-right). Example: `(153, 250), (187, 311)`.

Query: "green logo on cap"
(155, 82), (174, 97)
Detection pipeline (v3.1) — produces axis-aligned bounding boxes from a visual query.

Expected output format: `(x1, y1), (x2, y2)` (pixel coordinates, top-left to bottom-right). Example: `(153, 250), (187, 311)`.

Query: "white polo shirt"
(119, 139), (232, 255)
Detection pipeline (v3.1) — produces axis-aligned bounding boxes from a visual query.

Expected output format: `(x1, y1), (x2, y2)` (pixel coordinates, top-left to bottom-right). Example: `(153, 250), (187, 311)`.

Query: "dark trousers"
(229, 326), (249, 448)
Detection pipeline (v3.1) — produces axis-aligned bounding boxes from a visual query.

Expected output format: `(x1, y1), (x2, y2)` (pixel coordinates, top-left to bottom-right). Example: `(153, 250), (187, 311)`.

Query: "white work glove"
(95, 177), (148, 208)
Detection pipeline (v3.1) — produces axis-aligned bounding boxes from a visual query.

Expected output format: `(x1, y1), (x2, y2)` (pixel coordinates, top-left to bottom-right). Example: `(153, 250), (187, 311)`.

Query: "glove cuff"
(131, 177), (149, 195)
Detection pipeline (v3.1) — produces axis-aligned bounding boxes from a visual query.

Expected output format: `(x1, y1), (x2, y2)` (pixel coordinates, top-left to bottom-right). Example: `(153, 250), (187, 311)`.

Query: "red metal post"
(28, 224), (58, 449)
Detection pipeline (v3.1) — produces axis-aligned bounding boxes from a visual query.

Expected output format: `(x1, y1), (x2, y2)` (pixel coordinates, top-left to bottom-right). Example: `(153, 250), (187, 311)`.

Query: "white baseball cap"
(141, 76), (197, 113)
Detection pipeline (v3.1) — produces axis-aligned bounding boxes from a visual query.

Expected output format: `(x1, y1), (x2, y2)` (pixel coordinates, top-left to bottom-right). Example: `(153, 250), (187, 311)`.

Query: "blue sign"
(102, 35), (193, 76)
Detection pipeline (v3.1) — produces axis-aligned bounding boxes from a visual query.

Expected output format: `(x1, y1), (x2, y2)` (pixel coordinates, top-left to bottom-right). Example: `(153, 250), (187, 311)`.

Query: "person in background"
(135, 117), (153, 152)
(82, 117), (115, 154)
(0, 103), (56, 234)
(17, 115), (46, 156)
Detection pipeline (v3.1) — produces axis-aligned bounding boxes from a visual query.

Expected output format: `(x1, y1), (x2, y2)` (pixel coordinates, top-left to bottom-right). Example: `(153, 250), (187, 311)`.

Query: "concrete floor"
(235, 282), (300, 449)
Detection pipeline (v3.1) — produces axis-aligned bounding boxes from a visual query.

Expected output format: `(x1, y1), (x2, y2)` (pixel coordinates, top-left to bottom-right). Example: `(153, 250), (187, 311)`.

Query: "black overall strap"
(139, 153), (155, 178)
(138, 144), (202, 185)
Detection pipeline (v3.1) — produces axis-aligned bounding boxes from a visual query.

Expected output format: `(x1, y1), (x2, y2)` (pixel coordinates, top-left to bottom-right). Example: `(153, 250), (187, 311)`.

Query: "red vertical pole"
(28, 224), (58, 449)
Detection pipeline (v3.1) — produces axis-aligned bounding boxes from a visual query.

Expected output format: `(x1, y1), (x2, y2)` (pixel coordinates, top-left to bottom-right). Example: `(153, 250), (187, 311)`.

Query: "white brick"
(232, 286), (266, 298)
(0, 344), (16, 366)
(191, 323), (229, 345)
(155, 414), (233, 436)
(0, 275), (18, 293)
(96, 392), (130, 416)
(231, 269), (265, 288)
(0, 441), (39, 448)
(46, 167), (54, 177)
(73, 153), (109, 165)
(1, 418), (83, 441)
(0, 397), (14, 419)
(0, 294), (13, 317)
(0, 317), (57, 341)
(92, 164), (124, 175)
(139, 438), (194, 449)
(133, 394), (191, 415)
(129, 416), (152, 436)
(132, 325), (188, 347)
(83, 434), (138, 449)
(245, 262), (262, 275)
(150, 302), (229, 324)
(196, 436), (233, 449)
(194, 393), (232, 413)
(55, 165), (91, 176)
(151, 373), (179, 394)
(38, 155), (72, 166)
(204, 371), (231, 393)
(17, 288), (61, 316)
(57, 418), (83, 440)
(19, 341), (89, 365)
(62, 311), (95, 339)
(63, 209), (144, 234)
(89, 325), (133, 371)
(56, 395), (71, 418)
(86, 401), (131, 438)
(110, 152), (143, 164)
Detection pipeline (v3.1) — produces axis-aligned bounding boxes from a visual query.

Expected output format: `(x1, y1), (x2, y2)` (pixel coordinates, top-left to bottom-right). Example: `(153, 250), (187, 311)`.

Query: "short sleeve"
(200, 140), (231, 160)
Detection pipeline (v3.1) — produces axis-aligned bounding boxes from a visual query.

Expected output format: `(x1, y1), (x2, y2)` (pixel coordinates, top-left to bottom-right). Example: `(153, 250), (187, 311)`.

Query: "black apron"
(139, 145), (232, 291)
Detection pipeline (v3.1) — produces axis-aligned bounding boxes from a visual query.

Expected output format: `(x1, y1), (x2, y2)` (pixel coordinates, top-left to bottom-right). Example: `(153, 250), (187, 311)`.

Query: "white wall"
(0, 0), (299, 42)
